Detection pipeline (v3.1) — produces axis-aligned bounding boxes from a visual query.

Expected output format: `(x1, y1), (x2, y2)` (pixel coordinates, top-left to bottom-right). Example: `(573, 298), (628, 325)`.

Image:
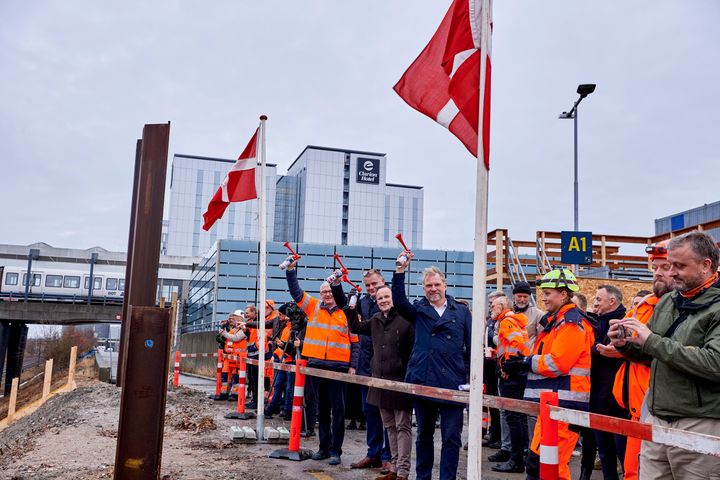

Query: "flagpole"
(467, 1), (491, 479)
(256, 114), (268, 439)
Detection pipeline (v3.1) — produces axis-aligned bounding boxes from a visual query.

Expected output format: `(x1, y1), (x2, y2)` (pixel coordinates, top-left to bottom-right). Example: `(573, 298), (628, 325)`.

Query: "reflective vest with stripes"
(273, 321), (294, 363)
(524, 303), (594, 411)
(612, 295), (657, 418)
(495, 309), (530, 364)
(298, 292), (358, 363)
(224, 327), (247, 359)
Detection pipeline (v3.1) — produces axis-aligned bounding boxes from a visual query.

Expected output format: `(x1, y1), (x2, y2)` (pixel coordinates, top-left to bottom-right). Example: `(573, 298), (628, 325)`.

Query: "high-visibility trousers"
(530, 416), (579, 480)
(623, 416), (641, 480)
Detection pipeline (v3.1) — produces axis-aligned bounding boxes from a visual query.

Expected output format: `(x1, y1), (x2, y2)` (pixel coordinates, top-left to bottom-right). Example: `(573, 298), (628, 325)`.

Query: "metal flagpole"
(256, 115), (268, 439)
(467, 1), (491, 478)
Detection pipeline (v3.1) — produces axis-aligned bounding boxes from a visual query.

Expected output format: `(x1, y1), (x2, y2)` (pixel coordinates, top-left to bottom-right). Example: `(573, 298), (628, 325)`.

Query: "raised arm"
(285, 267), (304, 303)
(391, 272), (417, 324)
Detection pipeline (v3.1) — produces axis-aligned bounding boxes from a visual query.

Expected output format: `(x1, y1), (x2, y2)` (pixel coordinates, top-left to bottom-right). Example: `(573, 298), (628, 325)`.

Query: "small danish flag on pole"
(202, 128), (259, 231)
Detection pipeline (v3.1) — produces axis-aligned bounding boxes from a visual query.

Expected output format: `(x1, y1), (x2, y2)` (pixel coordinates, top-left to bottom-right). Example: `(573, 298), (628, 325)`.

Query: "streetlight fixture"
(559, 84), (595, 273)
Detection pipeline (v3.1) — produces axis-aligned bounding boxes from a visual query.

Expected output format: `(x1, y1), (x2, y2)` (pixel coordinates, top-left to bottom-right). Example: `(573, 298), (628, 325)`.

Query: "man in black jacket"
(586, 285), (628, 480)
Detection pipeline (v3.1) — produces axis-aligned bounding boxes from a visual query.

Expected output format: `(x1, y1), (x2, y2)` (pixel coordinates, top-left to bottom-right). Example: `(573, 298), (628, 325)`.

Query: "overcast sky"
(2, 1), (719, 254)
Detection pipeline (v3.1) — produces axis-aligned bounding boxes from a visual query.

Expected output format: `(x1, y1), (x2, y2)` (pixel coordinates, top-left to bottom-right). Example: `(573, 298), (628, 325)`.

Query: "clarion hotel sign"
(356, 157), (380, 185)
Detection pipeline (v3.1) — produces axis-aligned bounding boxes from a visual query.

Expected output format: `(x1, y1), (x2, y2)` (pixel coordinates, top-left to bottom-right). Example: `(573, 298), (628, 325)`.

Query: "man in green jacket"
(609, 231), (720, 478)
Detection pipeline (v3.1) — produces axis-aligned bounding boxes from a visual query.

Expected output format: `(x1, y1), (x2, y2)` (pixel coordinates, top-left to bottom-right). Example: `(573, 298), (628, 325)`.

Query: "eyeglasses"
(362, 269), (382, 277)
(645, 245), (668, 255)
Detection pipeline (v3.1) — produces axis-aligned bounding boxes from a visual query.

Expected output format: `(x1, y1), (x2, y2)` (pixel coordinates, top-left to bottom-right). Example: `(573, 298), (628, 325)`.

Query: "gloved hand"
(501, 354), (532, 375)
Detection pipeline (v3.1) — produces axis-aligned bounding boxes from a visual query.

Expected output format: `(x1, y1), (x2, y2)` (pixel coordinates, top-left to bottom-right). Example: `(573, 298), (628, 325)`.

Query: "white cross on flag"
(202, 128), (259, 231)
(394, 0), (492, 168)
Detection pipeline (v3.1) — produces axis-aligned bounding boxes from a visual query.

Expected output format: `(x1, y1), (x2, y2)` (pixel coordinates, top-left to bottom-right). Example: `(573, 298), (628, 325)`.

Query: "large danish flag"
(202, 128), (259, 231)
(394, 0), (492, 168)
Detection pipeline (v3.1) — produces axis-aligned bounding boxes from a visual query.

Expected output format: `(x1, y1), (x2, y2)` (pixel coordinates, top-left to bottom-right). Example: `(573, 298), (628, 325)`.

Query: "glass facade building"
(276, 146), (423, 248)
(165, 154), (277, 257)
(184, 239), (474, 334)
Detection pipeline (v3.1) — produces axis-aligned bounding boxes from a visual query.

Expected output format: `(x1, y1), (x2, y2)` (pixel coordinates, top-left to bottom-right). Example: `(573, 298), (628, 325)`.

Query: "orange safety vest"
(297, 292), (358, 363)
(248, 310), (278, 353)
(273, 321), (294, 363)
(524, 303), (594, 411)
(495, 309), (530, 364)
(612, 295), (657, 418)
(224, 327), (247, 360)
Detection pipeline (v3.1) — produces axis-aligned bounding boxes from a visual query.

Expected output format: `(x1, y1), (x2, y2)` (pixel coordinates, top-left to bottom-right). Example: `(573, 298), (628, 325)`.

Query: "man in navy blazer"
(392, 256), (472, 480)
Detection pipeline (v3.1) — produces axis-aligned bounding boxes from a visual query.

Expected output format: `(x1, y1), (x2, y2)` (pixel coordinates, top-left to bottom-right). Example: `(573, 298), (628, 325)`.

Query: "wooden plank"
(7, 377), (18, 420)
(42, 359), (53, 399)
(67, 346), (77, 386)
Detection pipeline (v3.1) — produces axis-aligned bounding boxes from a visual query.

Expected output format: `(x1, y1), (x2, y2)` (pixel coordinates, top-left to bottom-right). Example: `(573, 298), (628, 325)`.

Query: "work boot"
(351, 456), (382, 469)
(491, 459), (525, 473)
(328, 455), (342, 465)
(488, 449), (511, 462)
(311, 450), (330, 461)
(379, 461), (393, 474)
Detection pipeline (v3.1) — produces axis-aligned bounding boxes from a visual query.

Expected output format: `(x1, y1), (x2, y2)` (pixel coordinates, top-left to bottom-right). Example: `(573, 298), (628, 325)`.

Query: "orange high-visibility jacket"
(612, 295), (657, 418)
(224, 327), (247, 360)
(248, 309), (278, 352)
(298, 292), (358, 363)
(524, 303), (594, 411)
(496, 309), (531, 364)
(273, 321), (294, 363)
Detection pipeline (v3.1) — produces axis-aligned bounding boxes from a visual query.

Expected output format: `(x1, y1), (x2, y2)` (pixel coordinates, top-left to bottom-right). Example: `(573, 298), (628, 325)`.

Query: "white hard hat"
(232, 309), (245, 317)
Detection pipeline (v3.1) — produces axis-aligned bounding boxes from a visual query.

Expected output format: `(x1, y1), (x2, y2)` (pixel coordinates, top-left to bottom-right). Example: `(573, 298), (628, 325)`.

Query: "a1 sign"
(561, 231), (593, 265)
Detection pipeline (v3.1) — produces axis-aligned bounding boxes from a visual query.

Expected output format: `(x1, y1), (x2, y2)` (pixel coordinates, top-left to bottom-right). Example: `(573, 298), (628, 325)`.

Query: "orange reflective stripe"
(301, 304), (353, 362)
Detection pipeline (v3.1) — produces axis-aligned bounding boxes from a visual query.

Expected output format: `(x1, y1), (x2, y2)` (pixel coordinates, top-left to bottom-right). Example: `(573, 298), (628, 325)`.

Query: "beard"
(653, 279), (674, 297)
(514, 302), (529, 312)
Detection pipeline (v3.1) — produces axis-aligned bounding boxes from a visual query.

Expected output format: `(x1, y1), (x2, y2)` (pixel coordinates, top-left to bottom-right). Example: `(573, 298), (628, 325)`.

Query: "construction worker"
(245, 300), (279, 408)
(491, 294), (530, 473)
(503, 268), (594, 480)
(285, 258), (359, 466)
(266, 302), (306, 419)
(601, 241), (672, 480)
(610, 232), (720, 478)
(215, 310), (247, 401)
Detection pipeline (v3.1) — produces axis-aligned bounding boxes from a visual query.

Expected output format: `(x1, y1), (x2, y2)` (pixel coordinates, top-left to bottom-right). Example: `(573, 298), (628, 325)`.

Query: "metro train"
(1, 265), (125, 303)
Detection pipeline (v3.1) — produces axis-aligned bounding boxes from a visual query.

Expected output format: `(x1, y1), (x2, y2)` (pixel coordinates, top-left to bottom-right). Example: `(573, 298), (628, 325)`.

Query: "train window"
(63, 276), (81, 288)
(5, 272), (18, 285)
(23, 273), (42, 287)
(46, 275), (63, 287)
(84, 277), (103, 290)
(119, 279), (125, 290)
(106, 278), (118, 290)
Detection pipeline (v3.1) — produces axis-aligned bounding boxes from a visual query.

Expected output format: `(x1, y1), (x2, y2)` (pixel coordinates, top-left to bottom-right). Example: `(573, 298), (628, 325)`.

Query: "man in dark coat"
(586, 285), (628, 480)
(392, 257), (472, 480)
(346, 285), (415, 480)
(331, 269), (392, 472)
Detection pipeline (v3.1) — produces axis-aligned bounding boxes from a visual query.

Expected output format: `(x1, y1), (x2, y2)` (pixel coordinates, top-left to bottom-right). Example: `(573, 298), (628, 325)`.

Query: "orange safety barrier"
(226, 354), (255, 420)
(172, 351), (180, 387)
(221, 355), (720, 460)
(214, 349), (223, 398)
(270, 359), (313, 461)
(539, 392), (560, 480)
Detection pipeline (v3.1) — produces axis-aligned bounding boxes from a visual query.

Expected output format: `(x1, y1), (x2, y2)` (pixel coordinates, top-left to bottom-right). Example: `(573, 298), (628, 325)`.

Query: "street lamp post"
(559, 84), (596, 273)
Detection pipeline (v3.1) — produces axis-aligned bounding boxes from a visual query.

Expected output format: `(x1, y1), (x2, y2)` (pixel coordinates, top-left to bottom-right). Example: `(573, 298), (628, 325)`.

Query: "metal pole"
(23, 249), (39, 303)
(573, 107), (579, 275)
(88, 252), (98, 305)
(256, 115), (268, 439)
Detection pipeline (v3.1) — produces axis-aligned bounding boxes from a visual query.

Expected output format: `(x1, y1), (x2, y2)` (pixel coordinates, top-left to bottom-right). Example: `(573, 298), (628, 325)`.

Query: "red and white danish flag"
(394, 0), (492, 168)
(202, 128), (259, 231)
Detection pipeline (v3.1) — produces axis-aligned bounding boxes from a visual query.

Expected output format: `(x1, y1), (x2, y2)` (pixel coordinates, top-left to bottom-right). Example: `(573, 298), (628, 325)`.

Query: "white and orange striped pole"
(172, 350), (181, 387)
(268, 359), (312, 460)
(226, 354), (255, 420)
(214, 349), (223, 398)
(539, 391), (559, 480)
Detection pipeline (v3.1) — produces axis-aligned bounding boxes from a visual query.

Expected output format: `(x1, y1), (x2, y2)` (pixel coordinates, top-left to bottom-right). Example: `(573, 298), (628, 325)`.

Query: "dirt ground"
(0, 365), (597, 479)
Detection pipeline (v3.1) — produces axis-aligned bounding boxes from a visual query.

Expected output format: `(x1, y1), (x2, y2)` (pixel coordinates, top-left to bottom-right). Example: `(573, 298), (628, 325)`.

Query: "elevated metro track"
(0, 301), (121, 325)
